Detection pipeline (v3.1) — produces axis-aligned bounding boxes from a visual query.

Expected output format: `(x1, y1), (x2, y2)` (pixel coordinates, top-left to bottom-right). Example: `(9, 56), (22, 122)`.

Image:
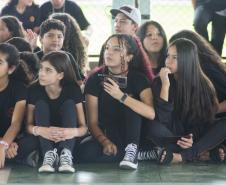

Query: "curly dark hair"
(50, 13), (87, 71)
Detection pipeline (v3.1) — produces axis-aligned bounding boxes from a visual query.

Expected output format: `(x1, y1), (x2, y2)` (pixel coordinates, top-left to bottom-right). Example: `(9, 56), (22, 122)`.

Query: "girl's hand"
(103, 78), (124, 100)
(102, 140), (117, 156)
(177, 134), (193, 149)
(38, 127), (60, 142)
(25, 29), (38, 50)
(6, 142), (18, 159)
(0, 145), (6, 168)
(50, 127), (77, 142)
(159, 67), (171, 87)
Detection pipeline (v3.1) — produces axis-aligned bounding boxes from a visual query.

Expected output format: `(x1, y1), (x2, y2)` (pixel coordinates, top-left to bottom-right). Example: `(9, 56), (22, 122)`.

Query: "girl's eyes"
(0, 60), (7, 65)
(45, 68), (52, 73)
(105, 45), (123, 52)
(39, 67), (53, 73)
(47, 34), (63, 39)
(146, 33), (161, 37)
(166, 54), (177, 60)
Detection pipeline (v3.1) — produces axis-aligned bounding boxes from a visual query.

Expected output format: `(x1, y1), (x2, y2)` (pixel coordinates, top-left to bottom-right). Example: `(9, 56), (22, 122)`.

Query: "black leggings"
(78, 107), (142, 163)
(148, 118), (226, 161)
(35, 100), (77, 156)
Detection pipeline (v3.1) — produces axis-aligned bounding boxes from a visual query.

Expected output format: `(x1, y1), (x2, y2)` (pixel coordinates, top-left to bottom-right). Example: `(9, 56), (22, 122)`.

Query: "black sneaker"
(58, 148), (75, 173)
(138, 148), (159, 161)
(119, 143), (138, 170)
(38, 148), (58, 173)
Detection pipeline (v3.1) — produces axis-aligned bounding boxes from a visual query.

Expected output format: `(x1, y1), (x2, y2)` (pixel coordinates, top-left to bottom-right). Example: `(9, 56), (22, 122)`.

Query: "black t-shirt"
(152, 76), (212, 141)
(0, 80), (27, 136)
(35, 50), (82, 81)
(84, 69), (150, 127)
(1, 4), (40, 30)
(28, 82), (82, 125)
(197, 0), (226, 11)
(39, 0), (90, 30)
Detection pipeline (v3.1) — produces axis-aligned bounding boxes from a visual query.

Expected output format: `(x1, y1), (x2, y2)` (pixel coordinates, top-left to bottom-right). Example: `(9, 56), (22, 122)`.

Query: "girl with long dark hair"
(148, 38), (226, 164)
(79, 34), (155, 170)
(1, 0), (40, 32)
(26, 51), (87, 173)
(137, 21), (167, 75)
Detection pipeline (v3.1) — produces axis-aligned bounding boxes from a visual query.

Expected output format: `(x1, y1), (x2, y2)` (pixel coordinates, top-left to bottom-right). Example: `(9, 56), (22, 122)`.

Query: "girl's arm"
(0, 100), (26, 168)
(59, 103), (88, 139)
(217, 100), (226, 113)
(74, 103), (87, 136)
(86, 94), (117, 155)
(2, 100), (26, 146)
(103, 78), (155, 120)
(86, 95), (108, 143)
(26, 104), (56, 141)
(122, 88), (155, 120)
(159, 68), (171, 101)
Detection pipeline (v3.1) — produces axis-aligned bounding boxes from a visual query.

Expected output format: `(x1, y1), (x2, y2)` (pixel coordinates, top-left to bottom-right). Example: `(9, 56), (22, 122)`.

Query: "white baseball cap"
(110, 5), (141, 26)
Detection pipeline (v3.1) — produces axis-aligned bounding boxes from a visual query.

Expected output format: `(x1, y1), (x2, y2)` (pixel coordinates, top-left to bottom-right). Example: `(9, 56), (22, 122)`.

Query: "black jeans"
(35, 100), (77, 156)
(78, 107), (142, 163)
(193, 5), (213, 41)
(211, 13), (226, 56)
(147, 118), (226, 161)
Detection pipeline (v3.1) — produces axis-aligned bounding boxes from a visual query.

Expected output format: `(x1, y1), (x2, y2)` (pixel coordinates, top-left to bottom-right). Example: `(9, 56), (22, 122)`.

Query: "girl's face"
(38, 61), (63, 86)
(143, 24), (164, 54)
(0, 52), (15, 80)
(40, 29), (64, 53)
(0, 20), (11, 43)
(0, 52), (9, 79)
(104, 37), (130, 72)
(165, 45), (178, 74)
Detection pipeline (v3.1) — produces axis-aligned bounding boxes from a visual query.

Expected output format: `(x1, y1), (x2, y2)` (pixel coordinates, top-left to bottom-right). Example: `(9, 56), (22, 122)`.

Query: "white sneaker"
(58, 148), (75, 173)
(38, 149), (58, 173)
(119, 143), (138, 170)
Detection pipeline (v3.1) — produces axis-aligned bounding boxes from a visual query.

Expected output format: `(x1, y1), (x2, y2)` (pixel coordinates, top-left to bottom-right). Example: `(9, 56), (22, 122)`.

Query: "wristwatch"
(119, 93), (128, 103)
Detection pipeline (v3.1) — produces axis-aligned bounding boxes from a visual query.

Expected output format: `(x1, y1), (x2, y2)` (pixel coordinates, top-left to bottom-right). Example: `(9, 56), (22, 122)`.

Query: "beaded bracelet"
(0, 140), (9, 150)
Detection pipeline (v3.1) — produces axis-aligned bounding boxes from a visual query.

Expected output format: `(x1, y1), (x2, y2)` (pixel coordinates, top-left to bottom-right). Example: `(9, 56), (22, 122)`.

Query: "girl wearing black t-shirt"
(80, 34), (155, 170)
(137, 20), (167, 75)
(1, 0), (40, 32)
(27, 51), (87, 173)
(169, 30), (226, 117)
(169, 30), (226, 161)
(149, 38), (226, 164)
(0, 43), (33, 169)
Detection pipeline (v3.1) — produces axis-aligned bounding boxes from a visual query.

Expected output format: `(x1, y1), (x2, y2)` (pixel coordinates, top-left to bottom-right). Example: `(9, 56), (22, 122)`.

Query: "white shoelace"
(60, 148), (73, 166)
(124, 143), (137, 161)
(43, 148), (58, 166)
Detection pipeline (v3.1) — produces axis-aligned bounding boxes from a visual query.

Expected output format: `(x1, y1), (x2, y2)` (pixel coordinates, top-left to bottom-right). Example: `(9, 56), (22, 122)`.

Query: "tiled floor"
(1, 161), (226, 185)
